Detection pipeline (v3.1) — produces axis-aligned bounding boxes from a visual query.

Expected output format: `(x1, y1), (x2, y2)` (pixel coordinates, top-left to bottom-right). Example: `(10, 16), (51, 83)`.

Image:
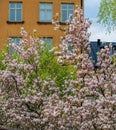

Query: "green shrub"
(39, 49), (76, 88)
(0, 49), (7, 70)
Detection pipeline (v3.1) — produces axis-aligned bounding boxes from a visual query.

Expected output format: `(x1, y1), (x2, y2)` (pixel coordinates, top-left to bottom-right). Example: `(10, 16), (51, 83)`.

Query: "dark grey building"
(90, 39), (116, 67)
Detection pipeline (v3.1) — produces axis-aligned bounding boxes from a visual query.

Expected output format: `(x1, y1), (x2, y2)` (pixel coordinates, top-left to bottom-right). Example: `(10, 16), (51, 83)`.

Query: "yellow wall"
(0, 0), (83, 49)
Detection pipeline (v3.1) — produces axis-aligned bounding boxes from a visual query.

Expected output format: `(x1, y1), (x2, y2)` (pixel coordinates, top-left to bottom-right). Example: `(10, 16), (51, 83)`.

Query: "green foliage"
(113, 54), (116, 63)
(0, 48), (22, 71)
(0, 45), (76, 89)
(98, 0), (116, 32)
(39, 49), (76, 88)
(0, 52), (4, 70)
(0, 48), (7, 70)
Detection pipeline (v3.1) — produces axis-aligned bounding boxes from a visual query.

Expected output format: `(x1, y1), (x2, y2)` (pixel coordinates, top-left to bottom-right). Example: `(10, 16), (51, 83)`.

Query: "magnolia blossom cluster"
(53, 7), (116, 130)
(53, 9), (92, 66)
(0, 8), (116, 130)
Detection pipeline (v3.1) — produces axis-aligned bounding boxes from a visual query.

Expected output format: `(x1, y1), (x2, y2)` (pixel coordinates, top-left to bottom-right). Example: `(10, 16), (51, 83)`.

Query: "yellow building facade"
(0, 0), (83, 49)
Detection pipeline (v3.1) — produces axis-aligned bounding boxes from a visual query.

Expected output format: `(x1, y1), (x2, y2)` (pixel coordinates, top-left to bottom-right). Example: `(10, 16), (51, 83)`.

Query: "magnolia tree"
(0, 7), (116, 130)
(52, 7), (116, 130)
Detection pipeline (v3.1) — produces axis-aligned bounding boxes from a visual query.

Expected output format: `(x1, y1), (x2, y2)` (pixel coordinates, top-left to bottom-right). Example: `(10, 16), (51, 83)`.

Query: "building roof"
(90, 39), (116, 66)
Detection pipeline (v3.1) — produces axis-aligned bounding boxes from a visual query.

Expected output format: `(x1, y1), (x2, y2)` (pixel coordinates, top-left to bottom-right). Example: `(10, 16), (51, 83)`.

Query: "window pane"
(10, 9), (15, 21)
(40, 3), (52, 22)
(46, 11), (52, 22)
(68, 10), (74, 16)
(67, 42), (73, 51)
(16, 9), (22, 21)
(41, 38), (52, 49)
(16, 3), (22, 8)
(68, 4), (74, 9)
(45, 38), (52, 49)
(9, 38), (21, 54)
(61, 4), (67, 9)
(10, 3), (15, 8)
(40, 10), (45, 21)
(62, 10), (67, 22)
(15, 38), (21, 46)
(40, 3), (46, 9)
(46, 3), (52, 9)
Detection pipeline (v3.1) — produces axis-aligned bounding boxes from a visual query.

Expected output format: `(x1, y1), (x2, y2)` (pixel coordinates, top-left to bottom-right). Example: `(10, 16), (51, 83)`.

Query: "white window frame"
(61, 3), (74, 23)
(9, 2), (22, 22)
(39, 3), (53, 22)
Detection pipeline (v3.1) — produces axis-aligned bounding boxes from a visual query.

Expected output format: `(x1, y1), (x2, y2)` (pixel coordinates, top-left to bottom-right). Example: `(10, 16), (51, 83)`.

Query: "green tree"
(98, 0), (116, 32)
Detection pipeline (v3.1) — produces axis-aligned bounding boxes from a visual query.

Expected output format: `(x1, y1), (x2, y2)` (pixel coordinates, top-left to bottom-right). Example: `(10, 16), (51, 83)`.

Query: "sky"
(84, 0), (116, 42)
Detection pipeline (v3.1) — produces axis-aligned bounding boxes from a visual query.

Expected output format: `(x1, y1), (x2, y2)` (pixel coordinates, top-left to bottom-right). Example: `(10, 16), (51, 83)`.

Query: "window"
(62, 39), (73, 51)
(41, 37), (53, 49)
(66, 42), (73, 51)
(39, 3), (52, 22)
(9, 2), (22, 22)
(61, 3), (74, 23)
(9, 37), (21, 54)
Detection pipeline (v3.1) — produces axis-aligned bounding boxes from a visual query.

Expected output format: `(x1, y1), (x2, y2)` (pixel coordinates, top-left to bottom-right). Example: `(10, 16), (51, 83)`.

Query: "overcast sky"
(84, 0), (116, 42)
